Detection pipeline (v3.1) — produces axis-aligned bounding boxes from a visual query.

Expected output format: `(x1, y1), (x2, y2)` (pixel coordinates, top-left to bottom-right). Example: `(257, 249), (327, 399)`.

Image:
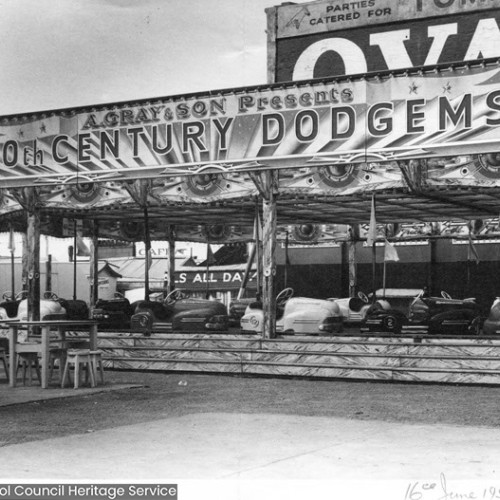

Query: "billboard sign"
(1, 65), (500, 187)
(268, 0), (500, 81)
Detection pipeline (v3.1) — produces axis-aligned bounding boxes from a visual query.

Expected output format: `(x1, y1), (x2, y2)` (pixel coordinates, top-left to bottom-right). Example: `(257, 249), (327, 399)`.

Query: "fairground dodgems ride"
(2, 45), (500, 343)
(130, 290), (229, 335)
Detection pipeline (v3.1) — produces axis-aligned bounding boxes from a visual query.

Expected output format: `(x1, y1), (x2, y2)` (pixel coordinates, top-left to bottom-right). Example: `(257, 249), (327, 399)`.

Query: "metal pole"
(91, 220), (99, 307)
(371, 242), (377, 302)
(46, 255), (52, 294)
(284, 231), (289, 289)
(382, 258), (386, 298)
(9, 223), (15, 296)
(73, 219), (77, 301)
(205, 239), (211, 300)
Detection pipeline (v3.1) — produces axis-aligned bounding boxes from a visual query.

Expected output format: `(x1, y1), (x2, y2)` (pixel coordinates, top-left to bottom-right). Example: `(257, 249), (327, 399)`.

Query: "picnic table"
(3, 320), (98, 389)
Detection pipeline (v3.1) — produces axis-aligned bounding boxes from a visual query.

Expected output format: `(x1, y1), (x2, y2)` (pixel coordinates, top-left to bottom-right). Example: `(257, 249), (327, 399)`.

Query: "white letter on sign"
(465, 19), (500, 60)
(369, 30), (412, 69)
(292, 39), (367, 80)
(425, 24), (457, 65)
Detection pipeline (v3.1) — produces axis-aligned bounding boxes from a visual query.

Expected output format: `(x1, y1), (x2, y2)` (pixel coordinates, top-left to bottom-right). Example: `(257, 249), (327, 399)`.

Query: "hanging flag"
(145, 248), (154, 270)
(8, 226), (15, 253)
(384, 239), (400, 262)
(206, 244), (216, 265)
(366, 194), (377, 246)
(467, 233), (480, 265)
(285, 231), (291, 266)
(253, 211), (262, 242)
(75, 230), (91, 256)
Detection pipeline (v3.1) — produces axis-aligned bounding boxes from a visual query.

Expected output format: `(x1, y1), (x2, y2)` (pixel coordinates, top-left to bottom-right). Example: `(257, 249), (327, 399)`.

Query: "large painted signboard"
(267, 0), (500, 82)
(1, 64), (500, 187)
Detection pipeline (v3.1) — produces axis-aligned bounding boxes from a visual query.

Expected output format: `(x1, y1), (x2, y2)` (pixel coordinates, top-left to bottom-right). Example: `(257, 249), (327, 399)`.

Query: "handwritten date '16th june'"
(404, 473), (500, 500)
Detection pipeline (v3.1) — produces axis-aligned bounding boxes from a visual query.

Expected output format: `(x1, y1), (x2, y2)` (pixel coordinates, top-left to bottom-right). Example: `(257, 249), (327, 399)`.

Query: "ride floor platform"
(95, 328), (500, 386)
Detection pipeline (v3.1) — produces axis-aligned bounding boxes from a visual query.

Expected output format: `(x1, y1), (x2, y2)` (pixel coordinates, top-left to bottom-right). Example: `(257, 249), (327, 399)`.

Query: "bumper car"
(383, 290), (481, 335)
(365, 289), (481, 335)
(91, 292), (135, 330)
(0, 291), (26, 320)
(130, 290), (229, 335)
(479, 298), (500, 335)
(330, 291), (391, 325)
(240, 287), (343, 335)
(15, 292), (89, 321)
(362, 289), (423, 334)
(228, 297), (256, 327)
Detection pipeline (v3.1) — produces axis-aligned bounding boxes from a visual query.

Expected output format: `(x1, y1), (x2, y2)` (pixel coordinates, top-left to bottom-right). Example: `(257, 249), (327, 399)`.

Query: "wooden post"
(165, 226), (175, 295)
(26, 205), (40, 322)
(255, 203), (263, 300)
(144, 207), (151, 301)
(262, 171), (278, 339)
(90, 221), (99, 307)
(22, 232), (28, 292)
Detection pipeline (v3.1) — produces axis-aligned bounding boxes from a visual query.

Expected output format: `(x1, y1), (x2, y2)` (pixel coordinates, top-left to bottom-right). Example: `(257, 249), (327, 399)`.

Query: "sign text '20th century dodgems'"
(1, 64), (500, 187)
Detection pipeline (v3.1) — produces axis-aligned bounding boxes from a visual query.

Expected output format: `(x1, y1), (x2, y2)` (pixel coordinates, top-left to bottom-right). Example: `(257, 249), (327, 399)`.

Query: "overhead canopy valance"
(1, 60), (500, 238)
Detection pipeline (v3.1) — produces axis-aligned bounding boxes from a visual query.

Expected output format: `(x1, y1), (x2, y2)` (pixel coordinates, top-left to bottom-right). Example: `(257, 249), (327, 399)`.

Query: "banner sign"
(1, 65), (500, 187)
(270, 1), (500, 81)
(275, 11), (500, 81)
(175, 269), (257, 291)
(275, 0), (500, 38)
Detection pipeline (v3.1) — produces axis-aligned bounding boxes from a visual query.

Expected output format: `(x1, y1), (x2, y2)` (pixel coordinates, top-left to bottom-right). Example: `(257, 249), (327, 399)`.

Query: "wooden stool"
(49, 348), (67, 384)
(17, 352), (41, 386)
(0, 348), (8, 382)
(89, 350), (104, 386)
(61, 349), (95, 389)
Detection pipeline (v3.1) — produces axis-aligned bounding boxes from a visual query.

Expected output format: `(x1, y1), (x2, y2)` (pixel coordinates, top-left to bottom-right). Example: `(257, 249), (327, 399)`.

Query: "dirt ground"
(1, 370), (500, 447)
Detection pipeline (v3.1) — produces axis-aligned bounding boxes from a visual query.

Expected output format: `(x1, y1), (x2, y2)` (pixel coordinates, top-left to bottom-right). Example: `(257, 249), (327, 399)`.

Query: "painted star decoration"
(40, 123), (47, 133)
(409, 82), (419, 94)
(442, 82), (452, 94)
(17, 129), (24, 138)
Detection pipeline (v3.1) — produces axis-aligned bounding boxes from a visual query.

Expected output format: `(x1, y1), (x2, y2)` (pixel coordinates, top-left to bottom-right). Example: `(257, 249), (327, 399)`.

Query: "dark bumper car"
(0, 291), (25, 320)
(365, 290), (481, 335)
(91, 293), (134, 330)
(409, 291), (481, 335)
(131, 290), (229, 335)
(228, 298), (256, 327)
(363, 288), (423, 334)
(15, 291), (89, 321)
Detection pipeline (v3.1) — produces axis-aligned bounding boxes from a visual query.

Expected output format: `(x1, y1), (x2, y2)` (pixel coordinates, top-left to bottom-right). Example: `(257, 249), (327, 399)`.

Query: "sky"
(0, 0), (295, 116)
(0, 0), (299, 259)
